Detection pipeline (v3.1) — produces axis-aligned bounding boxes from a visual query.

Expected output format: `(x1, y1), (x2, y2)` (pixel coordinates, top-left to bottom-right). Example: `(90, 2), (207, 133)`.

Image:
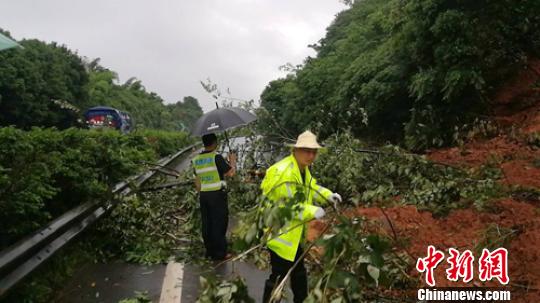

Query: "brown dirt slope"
(429, 60), (540, 188)
(310, 60), (540, 302)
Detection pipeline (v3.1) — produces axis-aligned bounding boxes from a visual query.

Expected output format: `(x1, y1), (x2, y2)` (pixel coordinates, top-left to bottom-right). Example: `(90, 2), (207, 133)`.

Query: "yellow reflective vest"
(192, 151), (223, 192)
(260, 154), (333, 261)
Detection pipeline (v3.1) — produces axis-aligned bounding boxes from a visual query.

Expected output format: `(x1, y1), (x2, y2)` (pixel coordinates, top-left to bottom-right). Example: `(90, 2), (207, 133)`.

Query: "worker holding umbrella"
(191, 105), (256, 260)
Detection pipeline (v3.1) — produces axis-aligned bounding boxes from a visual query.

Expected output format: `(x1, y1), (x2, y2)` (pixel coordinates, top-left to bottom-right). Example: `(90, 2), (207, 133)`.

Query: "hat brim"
(286, 143), (324, 149)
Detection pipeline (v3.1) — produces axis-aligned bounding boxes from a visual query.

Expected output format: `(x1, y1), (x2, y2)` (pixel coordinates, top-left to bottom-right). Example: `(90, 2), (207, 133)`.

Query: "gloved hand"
(329, 193), (342, 203)
(314, 207), (325, 219)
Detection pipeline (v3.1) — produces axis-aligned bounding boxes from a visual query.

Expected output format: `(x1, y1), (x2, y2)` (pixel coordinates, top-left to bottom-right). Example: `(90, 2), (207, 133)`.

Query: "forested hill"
(0, 30), (202, 131)
(260, 0), (540, 150)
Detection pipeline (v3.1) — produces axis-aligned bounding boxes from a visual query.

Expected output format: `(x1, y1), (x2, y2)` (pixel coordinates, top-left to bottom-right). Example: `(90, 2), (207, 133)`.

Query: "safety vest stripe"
(274, 237), (292, 247)
(195, 166), (218, 174)
(285, 183), (293, 198)
(313, 190), (321, 201)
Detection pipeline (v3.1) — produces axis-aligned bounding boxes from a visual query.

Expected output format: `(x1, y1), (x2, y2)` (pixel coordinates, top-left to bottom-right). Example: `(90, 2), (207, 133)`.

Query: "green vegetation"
(0, 31), (88, 129)
(314, 132), (503, 215)
(305, 219), (412, 302)
(229, 132), (505, 250)
(0, 127), (191, 248)
(0, 127), (193, 302)
(0, 127), (146, 248)
(260, 0), (540, 150)
(86, 60), (203, 130)
(166, 96), (206, 131)
(95, 182), (202, 265)
(475, 224), (519, 253)
(118, 291), (152, 303)
(133, 129), (193, 157)
(0, 30), (203, 131)
(196, 276), (254, 303)
(2, 0), (539, 300)
(201, 132), (508, 301)
(0, 28), (200, 302)
(91, 132), (268, 266)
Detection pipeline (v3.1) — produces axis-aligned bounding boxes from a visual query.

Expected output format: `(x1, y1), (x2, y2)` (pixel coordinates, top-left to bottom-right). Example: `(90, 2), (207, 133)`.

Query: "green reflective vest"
(192, 151), (223, 192)
(260, 154), (333, 261)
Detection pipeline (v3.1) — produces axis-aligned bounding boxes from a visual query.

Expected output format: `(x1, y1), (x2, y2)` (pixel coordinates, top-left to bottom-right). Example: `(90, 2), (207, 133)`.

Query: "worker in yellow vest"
(261, 130), (342, 303)
(192, 133), (236, 260)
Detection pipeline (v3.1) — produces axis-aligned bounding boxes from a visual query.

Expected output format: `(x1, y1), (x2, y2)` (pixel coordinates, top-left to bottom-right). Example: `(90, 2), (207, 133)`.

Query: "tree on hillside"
(0, 30), (200, 132)
(0, 32), (89, 129)
(166, 96), (203, 131)
(261, 0), (540, 150)
(85, 61), (193, 130)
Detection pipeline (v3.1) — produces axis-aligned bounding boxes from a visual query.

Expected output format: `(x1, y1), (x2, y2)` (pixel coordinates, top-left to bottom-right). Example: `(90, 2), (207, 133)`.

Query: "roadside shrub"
(135, 129), (194, 157)
(314, 132), (503, 216)
(0, 127), (155, 249)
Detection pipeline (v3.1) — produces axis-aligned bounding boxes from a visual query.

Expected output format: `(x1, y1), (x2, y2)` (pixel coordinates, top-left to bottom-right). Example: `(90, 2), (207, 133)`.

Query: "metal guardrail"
(0, 142), (201, 297)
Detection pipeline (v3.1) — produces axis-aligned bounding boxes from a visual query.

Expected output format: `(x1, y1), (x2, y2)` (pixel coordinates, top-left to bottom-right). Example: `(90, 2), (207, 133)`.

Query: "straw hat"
(288, 130), (323, 149)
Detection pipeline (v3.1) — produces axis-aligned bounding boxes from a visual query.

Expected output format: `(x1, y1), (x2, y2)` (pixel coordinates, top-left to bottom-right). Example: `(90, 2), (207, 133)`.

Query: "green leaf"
(367, 265), (380, 287)
(327, 270), (359, 290)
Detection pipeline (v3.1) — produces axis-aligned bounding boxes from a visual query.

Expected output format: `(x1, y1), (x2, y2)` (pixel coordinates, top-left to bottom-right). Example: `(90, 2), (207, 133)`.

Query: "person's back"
(192, 133), (236, 260)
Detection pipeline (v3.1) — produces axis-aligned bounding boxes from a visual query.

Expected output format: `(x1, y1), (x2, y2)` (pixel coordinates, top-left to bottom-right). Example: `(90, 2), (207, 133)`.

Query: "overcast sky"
(0, 0), (346, 111)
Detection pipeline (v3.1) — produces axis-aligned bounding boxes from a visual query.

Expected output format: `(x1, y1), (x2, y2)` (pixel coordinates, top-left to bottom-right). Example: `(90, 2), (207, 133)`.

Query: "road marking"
(159, 262), (184, 303)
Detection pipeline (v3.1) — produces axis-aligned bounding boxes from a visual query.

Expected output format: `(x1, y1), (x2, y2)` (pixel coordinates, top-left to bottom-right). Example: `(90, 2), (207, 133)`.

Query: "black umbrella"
(191, 106), (257, 137)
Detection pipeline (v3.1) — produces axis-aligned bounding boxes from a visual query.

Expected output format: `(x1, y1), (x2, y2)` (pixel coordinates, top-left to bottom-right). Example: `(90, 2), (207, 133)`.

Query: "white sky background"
(0, 0), (346, 112)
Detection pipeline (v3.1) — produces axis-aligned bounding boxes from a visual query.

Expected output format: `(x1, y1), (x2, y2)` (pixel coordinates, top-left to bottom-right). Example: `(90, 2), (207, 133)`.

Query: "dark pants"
(263, 247), (308, 303)
(199, 190), (229, 260)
